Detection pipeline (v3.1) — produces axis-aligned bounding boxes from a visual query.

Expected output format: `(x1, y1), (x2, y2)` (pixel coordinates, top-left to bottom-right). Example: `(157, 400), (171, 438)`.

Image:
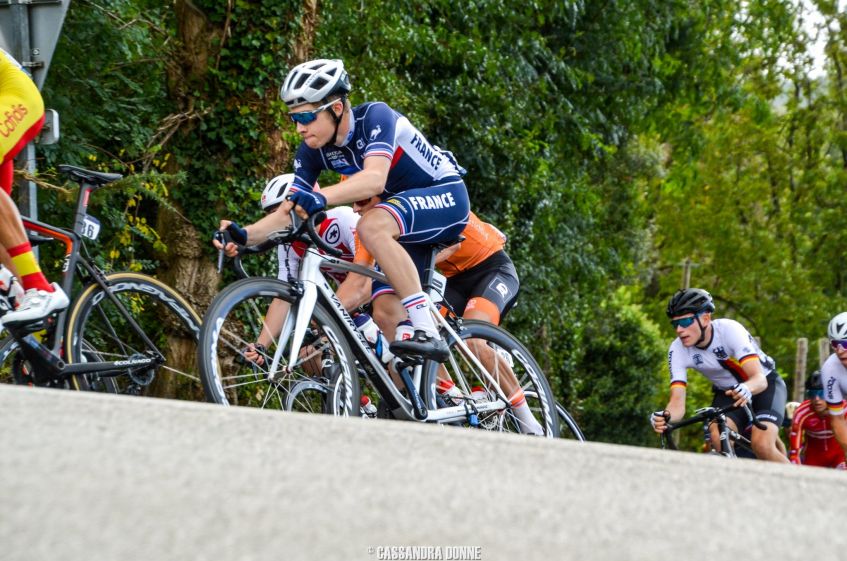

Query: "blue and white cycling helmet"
(280, 59), (351, 109)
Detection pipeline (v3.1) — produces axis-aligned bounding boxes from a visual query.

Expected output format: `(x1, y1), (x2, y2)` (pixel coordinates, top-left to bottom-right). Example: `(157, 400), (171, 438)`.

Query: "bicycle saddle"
(433, 235), (466, 250)
(57, 165), (123, 187)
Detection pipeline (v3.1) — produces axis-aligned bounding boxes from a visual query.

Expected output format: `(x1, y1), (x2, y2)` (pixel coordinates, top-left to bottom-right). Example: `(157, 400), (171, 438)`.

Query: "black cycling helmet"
(806, 370), (824, 391)
(666, 288), (716, 319)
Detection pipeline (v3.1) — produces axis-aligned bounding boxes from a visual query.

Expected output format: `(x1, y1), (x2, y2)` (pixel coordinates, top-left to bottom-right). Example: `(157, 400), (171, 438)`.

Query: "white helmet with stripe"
(280, 59), (351, 109)
(260, 174), (296, 210)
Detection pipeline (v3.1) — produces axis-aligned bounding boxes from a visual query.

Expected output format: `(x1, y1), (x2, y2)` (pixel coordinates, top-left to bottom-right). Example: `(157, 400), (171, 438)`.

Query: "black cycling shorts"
(442, 250), (519, 325)
(711, 371), (787, 429)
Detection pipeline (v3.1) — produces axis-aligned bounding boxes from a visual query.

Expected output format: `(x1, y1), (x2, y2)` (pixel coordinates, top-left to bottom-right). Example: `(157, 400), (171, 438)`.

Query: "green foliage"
(42, 0), (828, 448)
(576, 291), (666, 446)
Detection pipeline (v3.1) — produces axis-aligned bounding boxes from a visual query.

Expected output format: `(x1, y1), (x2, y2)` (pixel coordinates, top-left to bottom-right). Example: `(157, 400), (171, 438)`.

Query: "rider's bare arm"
(334, 260), (373, 311)
(652, 385), (686, 434)
(435, 243), (461, 264)
(725, 360), (767, 407)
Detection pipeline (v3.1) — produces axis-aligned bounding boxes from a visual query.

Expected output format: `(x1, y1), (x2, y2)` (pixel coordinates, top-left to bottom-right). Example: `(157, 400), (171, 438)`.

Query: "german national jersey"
(821, 353), (847, 416)
(437, 212), (507, 277)
(668, 319), (775, 390)
(277, 206), (373, 284)
(290, 102), (462, 197)
(789, 399), (846, 465)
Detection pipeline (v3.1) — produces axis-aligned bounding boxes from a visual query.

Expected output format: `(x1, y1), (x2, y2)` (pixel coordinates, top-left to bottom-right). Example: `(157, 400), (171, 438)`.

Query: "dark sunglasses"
(353, 197), (372, 207)
(832, 340), (847, 351)
(288, 100), (338, 126)
(808, 389), (825, 399)
(670, 312), (704, 329)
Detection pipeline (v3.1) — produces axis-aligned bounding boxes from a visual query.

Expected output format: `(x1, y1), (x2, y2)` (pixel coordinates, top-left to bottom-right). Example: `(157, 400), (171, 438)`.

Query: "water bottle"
(471, 386), (489, 403)
(360, 395), (378, 417)
(353, 313), (394, 364)
(437, 379), (464, 405)
(395, 319), (415, 341)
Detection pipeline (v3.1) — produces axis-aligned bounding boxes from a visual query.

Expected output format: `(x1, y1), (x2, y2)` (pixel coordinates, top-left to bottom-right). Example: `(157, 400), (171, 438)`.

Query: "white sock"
(510, 389), (544, 435)
(401, 292), (439, 338)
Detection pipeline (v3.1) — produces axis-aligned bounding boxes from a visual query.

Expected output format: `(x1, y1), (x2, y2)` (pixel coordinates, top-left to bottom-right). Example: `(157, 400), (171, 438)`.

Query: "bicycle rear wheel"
(64, 272), (203, 399)
(197, 277), (359, 416)
(424, 320), (560, 437)
(524, 391), (585, 441)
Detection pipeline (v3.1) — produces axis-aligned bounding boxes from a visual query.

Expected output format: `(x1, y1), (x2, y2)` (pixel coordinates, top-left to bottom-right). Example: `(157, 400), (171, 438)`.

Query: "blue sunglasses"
(670, 312), (704, 329)
(288, 100), (338, 126)
(808, 389), (825, 399)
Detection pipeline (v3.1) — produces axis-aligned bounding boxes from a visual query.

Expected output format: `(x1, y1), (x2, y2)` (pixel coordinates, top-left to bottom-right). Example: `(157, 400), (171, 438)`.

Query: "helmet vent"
(311, 77), (329, 90)
(294, 74), (309, 90)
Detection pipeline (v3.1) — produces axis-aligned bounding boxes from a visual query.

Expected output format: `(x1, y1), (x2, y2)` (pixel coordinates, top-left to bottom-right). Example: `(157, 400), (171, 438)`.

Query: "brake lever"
(214, 230), (231, 274)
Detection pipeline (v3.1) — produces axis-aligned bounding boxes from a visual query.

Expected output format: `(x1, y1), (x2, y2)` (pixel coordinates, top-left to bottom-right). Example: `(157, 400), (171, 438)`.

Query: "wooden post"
(820, 338), (831, 368)
(795, 338), (808, 403)
(682, 258), (691, 290)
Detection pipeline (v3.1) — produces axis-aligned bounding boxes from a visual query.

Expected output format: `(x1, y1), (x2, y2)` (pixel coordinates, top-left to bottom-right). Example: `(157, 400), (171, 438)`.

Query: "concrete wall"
(1, 384), (845, 561)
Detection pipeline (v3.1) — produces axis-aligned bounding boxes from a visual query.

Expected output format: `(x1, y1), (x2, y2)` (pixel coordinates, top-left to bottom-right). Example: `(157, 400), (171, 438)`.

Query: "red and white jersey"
(277, 206), (373, 284)
(789, 399), (845, 464)
(821, 353), (847, 416)
(668, 319), (775, 390)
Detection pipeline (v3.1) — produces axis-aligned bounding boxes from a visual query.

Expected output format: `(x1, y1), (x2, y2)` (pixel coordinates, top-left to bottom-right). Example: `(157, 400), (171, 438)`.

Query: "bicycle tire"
(197, 277), (359, 416)
(423, 320), (560, 437)
(64, 272), (203, 399)
(524, 390), (586, 441)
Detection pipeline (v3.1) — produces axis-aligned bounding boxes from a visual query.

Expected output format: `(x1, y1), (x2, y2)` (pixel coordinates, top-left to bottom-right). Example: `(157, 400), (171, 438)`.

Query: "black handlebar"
(661, 402), (765, 451)
(214, 210), (340, 279)
(304, 210), (343, 257)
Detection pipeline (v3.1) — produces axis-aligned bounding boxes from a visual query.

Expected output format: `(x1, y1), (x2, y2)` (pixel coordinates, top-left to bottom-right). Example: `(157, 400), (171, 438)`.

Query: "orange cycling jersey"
(0, 48), (45, 194)
(437, 212), (506, 277)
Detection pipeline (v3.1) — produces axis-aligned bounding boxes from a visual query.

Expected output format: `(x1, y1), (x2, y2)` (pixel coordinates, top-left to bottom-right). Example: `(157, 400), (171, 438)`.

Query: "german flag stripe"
(718, 358), (748, 382)
(670, 381), (687, 389)
(828, 402), (845, 415)
(739, 354), (759, 365)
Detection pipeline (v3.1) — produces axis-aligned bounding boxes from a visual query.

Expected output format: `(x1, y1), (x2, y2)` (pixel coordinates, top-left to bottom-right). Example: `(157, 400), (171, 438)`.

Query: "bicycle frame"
(5, 173), (167, 381)
(267, 244), (511, 424)
(662, 405), (757, 457)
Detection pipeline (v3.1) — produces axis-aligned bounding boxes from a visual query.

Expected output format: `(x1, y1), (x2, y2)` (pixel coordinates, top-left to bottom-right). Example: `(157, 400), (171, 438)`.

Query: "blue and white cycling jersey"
(290, 102), (462, 196)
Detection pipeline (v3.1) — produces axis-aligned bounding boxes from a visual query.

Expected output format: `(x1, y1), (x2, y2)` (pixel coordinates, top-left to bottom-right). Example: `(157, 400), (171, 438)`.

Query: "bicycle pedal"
(15, 316), (54, 335)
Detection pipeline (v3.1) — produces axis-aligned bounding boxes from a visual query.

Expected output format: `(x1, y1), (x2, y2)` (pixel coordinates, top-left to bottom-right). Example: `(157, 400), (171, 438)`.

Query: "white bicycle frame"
(267, 243), (510, 423)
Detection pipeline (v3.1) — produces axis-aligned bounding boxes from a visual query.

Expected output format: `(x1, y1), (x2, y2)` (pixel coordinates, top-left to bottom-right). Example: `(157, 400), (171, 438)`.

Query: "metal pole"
(9, 0), (39, 224)
(795, 338), (808, 403)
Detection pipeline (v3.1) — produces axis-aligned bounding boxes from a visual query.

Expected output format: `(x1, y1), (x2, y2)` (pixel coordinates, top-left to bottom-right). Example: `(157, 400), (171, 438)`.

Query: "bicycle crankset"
(127, 353), (156, 386)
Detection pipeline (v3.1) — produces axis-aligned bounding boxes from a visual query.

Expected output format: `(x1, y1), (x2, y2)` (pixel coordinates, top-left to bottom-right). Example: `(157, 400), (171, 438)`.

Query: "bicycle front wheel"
(424, 320), (560, 437)
(64, 272), (203, 399)
(197, 278), (359, 416)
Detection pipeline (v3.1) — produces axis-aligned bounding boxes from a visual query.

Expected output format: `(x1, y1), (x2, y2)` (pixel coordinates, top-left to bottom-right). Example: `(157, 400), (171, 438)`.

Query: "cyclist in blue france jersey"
(650, 288), (789, 463)
(217, 59), (469, 361)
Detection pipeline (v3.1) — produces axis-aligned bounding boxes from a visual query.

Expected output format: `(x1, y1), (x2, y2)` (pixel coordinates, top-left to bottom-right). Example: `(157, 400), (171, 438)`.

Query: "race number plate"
(82, 216), (101, 240)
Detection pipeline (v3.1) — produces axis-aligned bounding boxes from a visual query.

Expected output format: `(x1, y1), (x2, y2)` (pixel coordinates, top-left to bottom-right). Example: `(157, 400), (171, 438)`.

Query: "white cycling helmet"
(828, 312), (847, 340)
(260, 174), (296, 210)
(280, 59), (351, 109)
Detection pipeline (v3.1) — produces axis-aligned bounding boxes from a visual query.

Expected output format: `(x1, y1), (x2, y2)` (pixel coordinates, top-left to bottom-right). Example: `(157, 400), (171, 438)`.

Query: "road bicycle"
(199, 211), (561, 437)
(660, 402), (766, 458)
(0, 165), (203, 399)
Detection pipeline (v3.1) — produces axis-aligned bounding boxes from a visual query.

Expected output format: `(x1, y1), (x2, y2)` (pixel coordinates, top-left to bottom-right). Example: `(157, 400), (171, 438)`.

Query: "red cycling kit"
(789, 399), (847, 469)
